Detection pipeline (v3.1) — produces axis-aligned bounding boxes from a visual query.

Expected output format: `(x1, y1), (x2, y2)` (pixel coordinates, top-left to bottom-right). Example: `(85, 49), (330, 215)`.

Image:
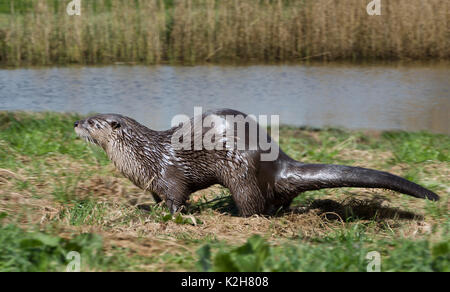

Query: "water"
(0, 64), (449, 134)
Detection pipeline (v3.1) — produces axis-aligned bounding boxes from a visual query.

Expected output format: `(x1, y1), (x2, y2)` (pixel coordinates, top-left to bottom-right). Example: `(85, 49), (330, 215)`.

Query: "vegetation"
(0, 111), (448, 271)
(0, 0), (448, 66)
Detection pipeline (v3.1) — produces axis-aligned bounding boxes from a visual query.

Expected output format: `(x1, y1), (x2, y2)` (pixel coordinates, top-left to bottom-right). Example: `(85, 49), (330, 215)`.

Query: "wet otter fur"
(74, 109), (439, 216)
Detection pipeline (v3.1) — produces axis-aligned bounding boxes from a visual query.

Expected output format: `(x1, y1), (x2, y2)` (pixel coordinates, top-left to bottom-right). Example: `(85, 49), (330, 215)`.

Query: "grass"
(197, 228), (449, 272)
(0, 222), (123, 272)
(0, 0), (448, 66)
(0, 111), (448, 271)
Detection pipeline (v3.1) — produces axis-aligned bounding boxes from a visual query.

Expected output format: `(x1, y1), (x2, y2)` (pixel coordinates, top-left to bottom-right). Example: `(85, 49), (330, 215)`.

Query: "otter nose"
(74, 121), (79, 128)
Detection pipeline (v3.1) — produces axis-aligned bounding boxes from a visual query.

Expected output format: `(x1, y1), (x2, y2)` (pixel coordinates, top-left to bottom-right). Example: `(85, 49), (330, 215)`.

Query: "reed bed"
(0, 0), (448, 66)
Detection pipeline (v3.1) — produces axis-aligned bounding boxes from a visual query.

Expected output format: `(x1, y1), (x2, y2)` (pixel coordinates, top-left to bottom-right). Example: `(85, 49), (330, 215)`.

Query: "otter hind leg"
(228, 182), (266, 217)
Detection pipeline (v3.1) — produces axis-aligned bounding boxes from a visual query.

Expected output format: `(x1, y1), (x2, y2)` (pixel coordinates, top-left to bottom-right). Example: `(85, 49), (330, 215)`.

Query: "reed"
(0, 0), (447, 66)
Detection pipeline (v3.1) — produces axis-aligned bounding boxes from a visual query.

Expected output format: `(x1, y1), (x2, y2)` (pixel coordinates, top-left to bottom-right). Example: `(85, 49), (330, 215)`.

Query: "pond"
(0, 63), (448, 134)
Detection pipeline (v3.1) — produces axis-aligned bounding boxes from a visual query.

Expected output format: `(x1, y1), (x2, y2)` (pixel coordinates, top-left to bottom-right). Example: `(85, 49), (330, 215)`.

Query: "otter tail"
(281, 162), (439, 201)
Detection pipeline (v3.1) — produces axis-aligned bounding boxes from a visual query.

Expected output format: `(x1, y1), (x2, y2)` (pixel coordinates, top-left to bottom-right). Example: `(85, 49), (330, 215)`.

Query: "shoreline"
(1, 59), (449, 70)
(1, 110), (449, 136)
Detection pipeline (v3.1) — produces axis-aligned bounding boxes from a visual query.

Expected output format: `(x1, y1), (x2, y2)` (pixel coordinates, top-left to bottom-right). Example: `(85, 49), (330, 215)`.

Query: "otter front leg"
(163, 190), (190, 214)
(150, 192), (162, 204)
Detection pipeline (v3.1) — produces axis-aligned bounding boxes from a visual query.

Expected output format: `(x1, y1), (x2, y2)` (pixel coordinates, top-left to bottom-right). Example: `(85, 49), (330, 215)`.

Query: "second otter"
(74, 109), (439, 216)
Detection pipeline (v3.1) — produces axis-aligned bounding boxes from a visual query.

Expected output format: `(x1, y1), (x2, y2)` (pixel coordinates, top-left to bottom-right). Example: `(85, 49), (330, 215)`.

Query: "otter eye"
(110, 121), (121, 130)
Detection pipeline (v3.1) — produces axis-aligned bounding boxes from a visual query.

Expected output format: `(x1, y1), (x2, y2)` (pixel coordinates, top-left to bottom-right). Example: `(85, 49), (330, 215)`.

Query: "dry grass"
(0, 0), (448, 66)
(1, 153), (447, 261)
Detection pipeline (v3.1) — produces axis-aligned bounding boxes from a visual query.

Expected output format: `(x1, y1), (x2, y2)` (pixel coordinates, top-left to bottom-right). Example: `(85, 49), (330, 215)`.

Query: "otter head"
(75, 114), (160, 189)
(74, 114), (125, 150)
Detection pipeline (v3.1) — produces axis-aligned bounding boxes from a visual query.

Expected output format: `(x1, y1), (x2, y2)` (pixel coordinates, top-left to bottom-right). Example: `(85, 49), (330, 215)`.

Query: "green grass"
(0, 112), (109, 163)
(197, 226), (449, 272)
(0, 220), (127, 272)
(0, 0), (33, 14)
(380, 131), (449, 163)
(2, 218), (446, 272)
(0, 111), (448, 271)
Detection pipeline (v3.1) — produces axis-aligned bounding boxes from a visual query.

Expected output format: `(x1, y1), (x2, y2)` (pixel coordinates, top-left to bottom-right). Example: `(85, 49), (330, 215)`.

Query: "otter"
(74, 109), (439, 216)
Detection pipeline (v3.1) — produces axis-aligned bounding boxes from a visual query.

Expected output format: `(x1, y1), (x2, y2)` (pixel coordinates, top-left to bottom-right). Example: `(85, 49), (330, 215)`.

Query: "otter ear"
(109, 120), (121, 130)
